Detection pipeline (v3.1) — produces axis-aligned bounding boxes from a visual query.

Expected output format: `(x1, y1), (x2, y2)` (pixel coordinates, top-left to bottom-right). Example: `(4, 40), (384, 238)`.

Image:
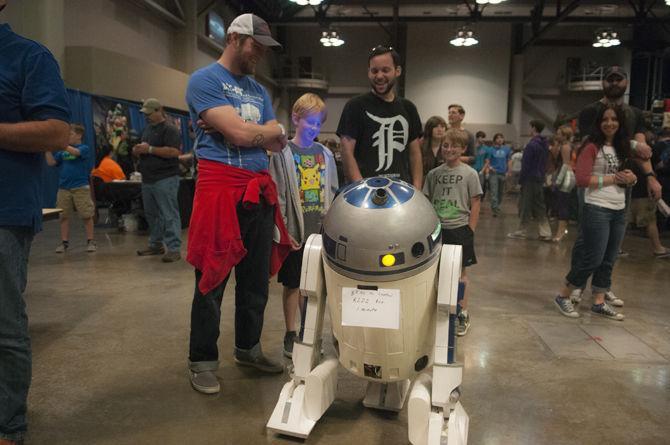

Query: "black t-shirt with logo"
(138, 121), (181, 184)
(336, 92), (422, 183)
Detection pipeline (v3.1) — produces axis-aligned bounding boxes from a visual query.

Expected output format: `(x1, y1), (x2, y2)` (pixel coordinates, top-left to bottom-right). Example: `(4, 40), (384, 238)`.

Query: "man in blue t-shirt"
(489, 133), (512, 217)
(46, 124), (97, 253)
(0, 5), (71, 443)
(185, 13), (287, 395)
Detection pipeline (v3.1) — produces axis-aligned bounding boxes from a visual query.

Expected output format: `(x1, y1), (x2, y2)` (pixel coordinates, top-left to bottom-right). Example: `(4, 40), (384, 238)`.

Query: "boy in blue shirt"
(46, 124), (96, 252)
(489, 133), (512, 217)
(473, 131), (492, 199)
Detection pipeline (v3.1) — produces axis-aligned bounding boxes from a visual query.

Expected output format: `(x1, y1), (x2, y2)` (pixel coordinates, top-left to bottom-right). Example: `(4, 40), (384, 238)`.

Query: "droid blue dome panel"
(342, 177), (414, 209)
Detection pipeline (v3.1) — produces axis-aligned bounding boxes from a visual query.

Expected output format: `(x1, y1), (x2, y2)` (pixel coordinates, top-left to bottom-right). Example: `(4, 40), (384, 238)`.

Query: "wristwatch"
(149, 145), (154, 154)
(644, 172), (656, 178)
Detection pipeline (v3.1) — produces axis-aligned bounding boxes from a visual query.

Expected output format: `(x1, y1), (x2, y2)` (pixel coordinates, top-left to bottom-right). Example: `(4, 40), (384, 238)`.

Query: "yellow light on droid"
(381, 254), (396, 267)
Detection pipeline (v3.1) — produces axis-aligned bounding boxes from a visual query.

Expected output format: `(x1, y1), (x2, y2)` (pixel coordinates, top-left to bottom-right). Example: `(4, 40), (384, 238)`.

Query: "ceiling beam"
(520, 0), (580, 53)
(275, 15), (670, 25)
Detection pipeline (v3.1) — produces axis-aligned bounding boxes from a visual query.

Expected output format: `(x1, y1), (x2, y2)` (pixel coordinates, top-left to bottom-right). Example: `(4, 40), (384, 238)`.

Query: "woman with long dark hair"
(421, 115), (447, 179)
(553, 105), (636, 321)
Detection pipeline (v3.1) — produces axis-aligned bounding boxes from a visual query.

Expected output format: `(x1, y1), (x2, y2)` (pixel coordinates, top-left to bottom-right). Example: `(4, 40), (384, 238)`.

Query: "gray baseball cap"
(228, 13), (282, 48)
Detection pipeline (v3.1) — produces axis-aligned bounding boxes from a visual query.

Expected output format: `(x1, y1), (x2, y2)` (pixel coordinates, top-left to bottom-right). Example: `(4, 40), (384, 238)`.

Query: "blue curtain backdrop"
(42, 89), (192, 207)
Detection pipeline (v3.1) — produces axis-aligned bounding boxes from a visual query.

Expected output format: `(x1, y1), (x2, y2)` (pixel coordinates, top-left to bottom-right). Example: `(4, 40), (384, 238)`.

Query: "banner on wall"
(92, 97), (136, 175)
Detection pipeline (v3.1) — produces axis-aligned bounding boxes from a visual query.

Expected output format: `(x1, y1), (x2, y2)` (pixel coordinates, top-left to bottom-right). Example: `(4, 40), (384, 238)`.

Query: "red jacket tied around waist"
(187, 159), (292, 294)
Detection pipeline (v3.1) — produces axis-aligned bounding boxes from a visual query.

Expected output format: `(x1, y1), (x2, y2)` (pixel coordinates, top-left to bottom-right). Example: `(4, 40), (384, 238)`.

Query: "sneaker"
(653, 248), (670, 259)
(507, 230), (528, 240)
(86, 240), (97, 252)
(283, 331), (297, 358)
(189, 370), (220, 394)
(569, 288), (584, 306)
(591, 302), (624, 321)
(604, 290), (624, 307)
(618, 249), (630, 258)
(137, 245), (165, 256)
(55, 242), (68, 253)
(234, 347), (283, 374)
(554, 296), (579, 318)
(456, 310), (470, 336)
(161, 250), (181, 263)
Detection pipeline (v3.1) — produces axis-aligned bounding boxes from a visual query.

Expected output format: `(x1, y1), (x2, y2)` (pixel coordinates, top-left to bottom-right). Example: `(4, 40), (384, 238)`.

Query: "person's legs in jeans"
(141, 182), (164, 248)
(188, 270), (228, 372)
(151, 176), (181, 252)
(234, 201), (274, 352)
(489, 172), (500, 212)
(530, 181), (551, 238)
(591, 209), (625, 304)
(0, 227), (33, 443)
(564, 205), (611, 293)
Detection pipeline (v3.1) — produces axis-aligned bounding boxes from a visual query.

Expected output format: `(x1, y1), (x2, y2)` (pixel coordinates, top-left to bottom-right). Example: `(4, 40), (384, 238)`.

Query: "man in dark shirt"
(336, 45), (423, 189)
(578, 66), (661, 201)
(133, 98), (183, 262)
(0, 3), (71, 443)
(508, 120), (552, 240)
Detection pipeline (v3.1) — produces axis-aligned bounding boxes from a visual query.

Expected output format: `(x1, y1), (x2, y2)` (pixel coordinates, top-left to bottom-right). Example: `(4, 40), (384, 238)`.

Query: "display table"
(104, 178), (195, 228)
(42, 208), (63, 221)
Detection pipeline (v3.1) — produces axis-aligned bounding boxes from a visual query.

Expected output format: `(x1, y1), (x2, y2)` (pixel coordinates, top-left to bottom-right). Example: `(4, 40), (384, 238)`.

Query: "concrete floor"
(23, 197), (670, 445)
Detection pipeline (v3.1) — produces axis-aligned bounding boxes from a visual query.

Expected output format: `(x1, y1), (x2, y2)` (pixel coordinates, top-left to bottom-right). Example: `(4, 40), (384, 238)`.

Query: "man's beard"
(604, 84), (626, 100)
(371, 78), (395, 96)
(236, 46), (256, 75)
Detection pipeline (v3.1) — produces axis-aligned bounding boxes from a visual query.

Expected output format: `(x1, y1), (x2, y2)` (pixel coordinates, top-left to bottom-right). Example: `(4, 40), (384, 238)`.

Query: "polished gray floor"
(23, 197), (670, 444)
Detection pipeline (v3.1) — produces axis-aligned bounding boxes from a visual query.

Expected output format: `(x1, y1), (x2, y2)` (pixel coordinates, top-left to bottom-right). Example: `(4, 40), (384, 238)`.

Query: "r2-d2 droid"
(267, 177), (469, 445)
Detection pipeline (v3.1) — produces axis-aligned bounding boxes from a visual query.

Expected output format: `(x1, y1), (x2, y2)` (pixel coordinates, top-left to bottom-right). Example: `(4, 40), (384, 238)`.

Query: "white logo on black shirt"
(366, 112), (408, 172)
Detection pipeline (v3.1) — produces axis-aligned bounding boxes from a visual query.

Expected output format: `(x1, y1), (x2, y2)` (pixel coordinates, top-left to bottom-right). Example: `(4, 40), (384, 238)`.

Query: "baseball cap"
(604, 66), (627, 81)
(140, 98), (162, 114)
(228, 13), (282, 48)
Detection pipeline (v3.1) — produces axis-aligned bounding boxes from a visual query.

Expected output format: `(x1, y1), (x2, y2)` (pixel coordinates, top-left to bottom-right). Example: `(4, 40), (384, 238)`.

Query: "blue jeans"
(566, 204), (626, 293)
(188, 200), (274, 372)
(141, 175), (181, 251)
(489, 171), (505, 211)
(0, 227), (33, 442)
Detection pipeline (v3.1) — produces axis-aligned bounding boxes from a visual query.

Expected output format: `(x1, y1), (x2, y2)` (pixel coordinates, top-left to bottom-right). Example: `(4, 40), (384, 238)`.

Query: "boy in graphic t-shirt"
(269, 93), (339, 357)
(423, 128), (483, 336)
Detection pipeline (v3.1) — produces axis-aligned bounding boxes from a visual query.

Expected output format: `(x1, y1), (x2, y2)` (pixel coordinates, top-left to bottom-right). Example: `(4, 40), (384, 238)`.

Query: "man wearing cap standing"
(133, 98), (183, 262)
(185, 13), (290, 395)
(1, 1), (70, 443)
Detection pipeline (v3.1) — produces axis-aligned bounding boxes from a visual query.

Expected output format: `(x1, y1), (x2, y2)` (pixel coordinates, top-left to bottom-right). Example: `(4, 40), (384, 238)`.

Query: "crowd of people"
(2, 7), (669, 445)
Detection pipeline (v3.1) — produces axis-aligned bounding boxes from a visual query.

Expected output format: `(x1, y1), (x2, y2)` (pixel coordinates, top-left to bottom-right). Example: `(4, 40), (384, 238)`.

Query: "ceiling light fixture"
(592, 28), (620, 48)
(320, 30), (344, 47)
(290, 0), (324, 5)
(476, 0), (506, 4)
(450, 27), (479, 47)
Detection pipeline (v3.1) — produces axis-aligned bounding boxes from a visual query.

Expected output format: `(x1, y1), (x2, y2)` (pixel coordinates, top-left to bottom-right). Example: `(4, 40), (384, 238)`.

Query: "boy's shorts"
(630, 197), (657, 228)
(278, 245), (306, 289)
(441, 225), (477, 267)
(56, 186), (95, 219)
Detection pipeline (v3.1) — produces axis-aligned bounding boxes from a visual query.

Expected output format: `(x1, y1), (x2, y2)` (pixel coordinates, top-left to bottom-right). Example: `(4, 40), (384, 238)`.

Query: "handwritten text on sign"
(341, 287), (400, 330)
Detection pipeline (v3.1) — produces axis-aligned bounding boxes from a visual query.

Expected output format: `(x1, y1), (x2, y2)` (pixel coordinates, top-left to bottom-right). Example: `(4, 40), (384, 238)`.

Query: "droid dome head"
(322, 177), (441, 282)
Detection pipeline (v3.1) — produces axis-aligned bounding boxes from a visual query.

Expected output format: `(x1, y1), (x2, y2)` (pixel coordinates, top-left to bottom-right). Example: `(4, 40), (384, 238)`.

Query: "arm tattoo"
(253, 134), (264, 146)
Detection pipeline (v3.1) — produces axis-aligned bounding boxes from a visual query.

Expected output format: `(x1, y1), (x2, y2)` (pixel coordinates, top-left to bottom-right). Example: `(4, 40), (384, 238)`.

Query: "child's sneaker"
(591, 302), (624, 321)
(604, 290), (623, 307)
(456, 310), (470, 336)
(569, 288), (583, 305)
(86, 240), (97, 252)
(554, 296), (579, 318)
(55, 241), (68, 253)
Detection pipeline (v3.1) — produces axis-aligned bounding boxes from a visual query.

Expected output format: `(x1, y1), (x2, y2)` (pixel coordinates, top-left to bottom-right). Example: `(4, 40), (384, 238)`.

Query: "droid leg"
(267, 234), (338, 439)
(408, 245), (469, 445)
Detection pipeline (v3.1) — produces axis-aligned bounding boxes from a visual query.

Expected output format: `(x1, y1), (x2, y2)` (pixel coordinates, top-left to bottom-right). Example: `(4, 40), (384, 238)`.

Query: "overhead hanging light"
(320, 30), (344, 47)
(450, 27), (479, 47)
(476, 0), (506, 4)
(290, 0), (324, 5)
(592, 28), (620, 48)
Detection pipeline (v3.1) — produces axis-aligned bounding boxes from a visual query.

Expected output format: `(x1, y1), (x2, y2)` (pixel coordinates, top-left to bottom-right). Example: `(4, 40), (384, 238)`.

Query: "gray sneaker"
(161, 250), (181, 263)
(555, 296), (579, 318)
(55, 242), (68, 253)
(591, 302), (624, 321)
(86, 240), (97, 252)
(137, 245), (165, 256)
(234, 346), (283, 374)
(283, 331), (297, 358)
(190, 370), (220, 394)
(605, 291), (624, 307)
(507, 230), (528, 239)
(456, 310), (471, 336)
